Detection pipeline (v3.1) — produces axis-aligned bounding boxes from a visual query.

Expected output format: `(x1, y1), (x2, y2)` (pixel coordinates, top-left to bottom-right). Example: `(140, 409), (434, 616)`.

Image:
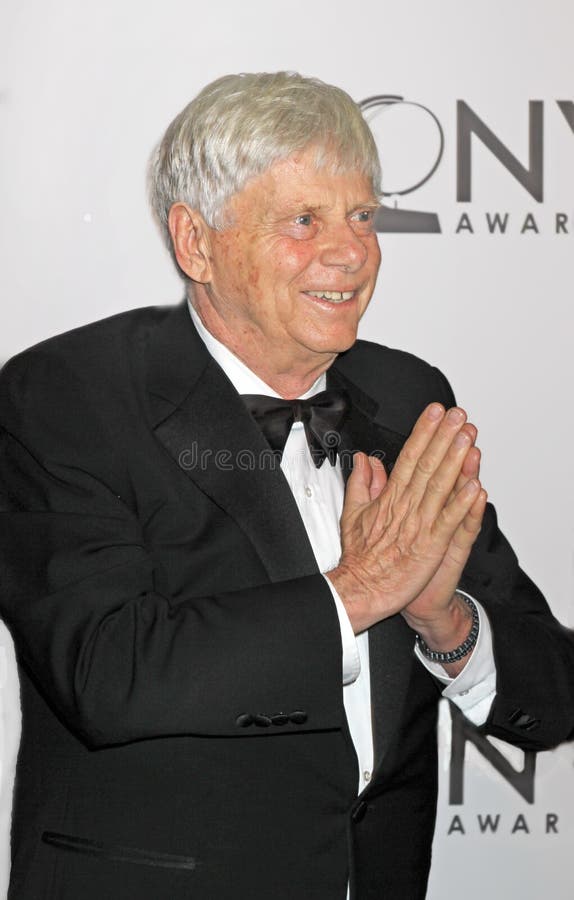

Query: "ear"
(168, 203), (213, 283)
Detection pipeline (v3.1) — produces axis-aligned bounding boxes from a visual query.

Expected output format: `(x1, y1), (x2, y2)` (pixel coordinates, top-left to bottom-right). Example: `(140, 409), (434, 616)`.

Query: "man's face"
(199, 148), (381, 374)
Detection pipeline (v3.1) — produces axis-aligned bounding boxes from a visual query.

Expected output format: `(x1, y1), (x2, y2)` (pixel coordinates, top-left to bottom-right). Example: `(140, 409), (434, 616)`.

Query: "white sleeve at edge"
(322, 575), (361, 686)
(414, 592), (497, 726)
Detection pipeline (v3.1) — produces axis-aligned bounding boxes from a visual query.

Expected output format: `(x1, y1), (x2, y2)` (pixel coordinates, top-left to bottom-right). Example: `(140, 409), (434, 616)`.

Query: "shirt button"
(363, 770), (371, 783)
(304, 486), (313, 498)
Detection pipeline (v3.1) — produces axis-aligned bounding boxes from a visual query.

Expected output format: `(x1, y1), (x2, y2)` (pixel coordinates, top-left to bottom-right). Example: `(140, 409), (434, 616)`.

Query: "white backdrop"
(1, 1), (573, 897)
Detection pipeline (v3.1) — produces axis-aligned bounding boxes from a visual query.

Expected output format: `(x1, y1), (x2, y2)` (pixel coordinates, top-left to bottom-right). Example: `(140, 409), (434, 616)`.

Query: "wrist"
(403, 590), (464, 636)
(412, 592), (479, 665)
(325, 565), (374, 635)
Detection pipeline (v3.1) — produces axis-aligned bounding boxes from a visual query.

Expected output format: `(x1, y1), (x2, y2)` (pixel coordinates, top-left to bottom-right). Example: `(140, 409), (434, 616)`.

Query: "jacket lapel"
(327, 365), (404, 481)
(145, 303), (318, 583)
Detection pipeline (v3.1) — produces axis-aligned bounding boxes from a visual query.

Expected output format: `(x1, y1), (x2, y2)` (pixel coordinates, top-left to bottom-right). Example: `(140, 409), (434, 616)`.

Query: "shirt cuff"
(414, 592), (497, 726)
(322, 575), (361, 686)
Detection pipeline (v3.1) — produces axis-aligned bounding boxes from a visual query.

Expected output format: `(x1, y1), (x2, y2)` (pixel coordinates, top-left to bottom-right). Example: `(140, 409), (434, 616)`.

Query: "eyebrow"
(307, 200), (381, 213)
(347, 200), (381, 214)
(265, 199), (381, 221)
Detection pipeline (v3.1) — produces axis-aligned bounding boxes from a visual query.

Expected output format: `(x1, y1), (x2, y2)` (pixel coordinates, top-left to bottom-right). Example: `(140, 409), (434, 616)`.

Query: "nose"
(319, 222), (369, 272)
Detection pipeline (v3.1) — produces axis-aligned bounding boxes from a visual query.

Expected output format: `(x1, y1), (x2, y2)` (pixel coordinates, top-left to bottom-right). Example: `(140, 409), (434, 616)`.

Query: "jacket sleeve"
(432, 365), (574, 750)
(0, 351), (344, 749)
(460, 502), (574, 750)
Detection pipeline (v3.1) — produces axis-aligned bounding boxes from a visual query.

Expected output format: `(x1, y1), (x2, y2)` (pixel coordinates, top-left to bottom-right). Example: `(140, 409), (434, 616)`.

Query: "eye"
(294, 214), (313, 227)
(287, 212), (319, 240)
(349, 208), (377, 233)
(352, 209), (374, 224)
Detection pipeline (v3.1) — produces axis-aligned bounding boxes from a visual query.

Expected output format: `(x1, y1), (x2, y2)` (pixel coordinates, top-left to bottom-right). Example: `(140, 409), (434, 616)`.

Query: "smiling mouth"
(304, 290), (355, 304)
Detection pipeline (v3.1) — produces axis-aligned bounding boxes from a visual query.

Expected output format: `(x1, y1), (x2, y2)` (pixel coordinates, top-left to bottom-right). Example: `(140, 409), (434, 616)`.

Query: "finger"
(463, 422), (477, 446)
(433, 477), (482, 542)
(342, 452), (376, 516)
(445, 489), (488, 561)
(451, 446), (481, 499)
(461, 445), (481, 480)
(417, 421), (477, 521)
(407, 406), (470, 497)
(424, 491), (488, 592)
(388, 403), (446, 490)
(464, 488), (488, 538)
(367, 455), (388, 501)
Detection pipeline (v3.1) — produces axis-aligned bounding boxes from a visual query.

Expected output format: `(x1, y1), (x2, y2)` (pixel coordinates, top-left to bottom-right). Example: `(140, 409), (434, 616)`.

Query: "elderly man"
(1, 72), (573, 900)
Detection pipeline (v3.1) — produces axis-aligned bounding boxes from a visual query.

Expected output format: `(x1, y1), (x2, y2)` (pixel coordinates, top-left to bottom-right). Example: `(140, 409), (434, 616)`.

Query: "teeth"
(306, 290), (354, 303)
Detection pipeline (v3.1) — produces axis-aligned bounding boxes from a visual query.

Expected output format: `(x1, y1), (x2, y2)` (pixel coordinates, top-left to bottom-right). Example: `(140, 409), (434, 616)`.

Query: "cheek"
(214, 247), (263, 303)
(247, 263), (261, 290)
(268, 243), (316, 294)
(281, 240), (314, 263)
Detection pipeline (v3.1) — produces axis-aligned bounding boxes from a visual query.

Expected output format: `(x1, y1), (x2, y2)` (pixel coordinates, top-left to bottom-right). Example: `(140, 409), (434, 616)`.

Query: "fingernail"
(447, 408), (465, 424)
(454, 431), (470, 448)
(463, 479), (480, 494)
(427, 403), (443, 421)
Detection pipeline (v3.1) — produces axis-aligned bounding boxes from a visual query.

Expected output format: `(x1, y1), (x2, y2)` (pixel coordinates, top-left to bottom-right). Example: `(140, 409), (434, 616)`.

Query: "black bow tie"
(242, 389), (350, 468)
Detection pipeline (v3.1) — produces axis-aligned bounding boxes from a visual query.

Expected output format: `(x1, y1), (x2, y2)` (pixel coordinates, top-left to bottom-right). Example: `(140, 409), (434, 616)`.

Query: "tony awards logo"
(361, 95), (574, 235)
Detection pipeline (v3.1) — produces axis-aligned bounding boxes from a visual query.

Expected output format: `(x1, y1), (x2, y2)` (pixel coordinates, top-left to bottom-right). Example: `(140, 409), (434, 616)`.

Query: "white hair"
(147, 72), (381, 268)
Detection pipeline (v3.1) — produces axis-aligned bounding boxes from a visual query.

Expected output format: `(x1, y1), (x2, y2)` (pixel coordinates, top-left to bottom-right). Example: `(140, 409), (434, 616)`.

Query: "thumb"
(368, 455), (388, 501)
(342, 452), (373, 516)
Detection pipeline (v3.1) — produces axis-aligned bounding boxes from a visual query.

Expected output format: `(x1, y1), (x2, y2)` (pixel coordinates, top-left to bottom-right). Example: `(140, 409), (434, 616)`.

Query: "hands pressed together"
(327, 403), (488, 676)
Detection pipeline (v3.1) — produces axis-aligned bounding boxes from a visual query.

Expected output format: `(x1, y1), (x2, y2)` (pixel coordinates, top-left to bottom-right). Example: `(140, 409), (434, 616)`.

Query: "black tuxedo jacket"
(1, 303), (573, 900)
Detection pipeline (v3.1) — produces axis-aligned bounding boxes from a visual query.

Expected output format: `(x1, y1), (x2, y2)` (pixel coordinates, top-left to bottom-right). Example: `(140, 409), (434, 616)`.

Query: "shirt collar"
(188, 300), (326, 399)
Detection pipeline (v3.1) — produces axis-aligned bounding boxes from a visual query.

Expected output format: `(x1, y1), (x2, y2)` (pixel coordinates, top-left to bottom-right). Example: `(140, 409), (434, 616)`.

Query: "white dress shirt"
(188, 305), (497, 799)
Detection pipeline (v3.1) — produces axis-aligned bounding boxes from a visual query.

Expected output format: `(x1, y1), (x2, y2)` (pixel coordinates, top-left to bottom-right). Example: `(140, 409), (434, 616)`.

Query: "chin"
(326, 326), (360, 353)
(309, 335), (358, 359)
(295, 321), (360, 360)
